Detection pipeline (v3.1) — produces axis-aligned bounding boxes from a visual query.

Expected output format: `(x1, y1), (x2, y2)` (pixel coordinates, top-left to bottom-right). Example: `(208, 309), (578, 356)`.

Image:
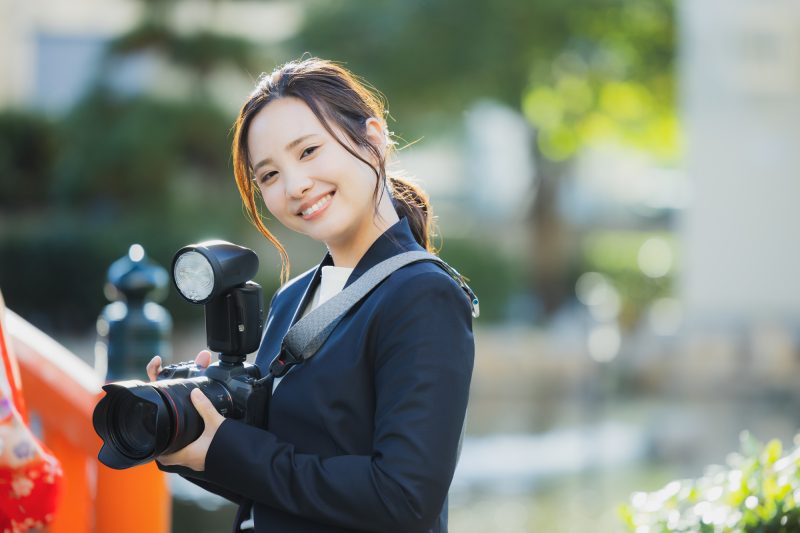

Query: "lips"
(297, 192), (334, 218)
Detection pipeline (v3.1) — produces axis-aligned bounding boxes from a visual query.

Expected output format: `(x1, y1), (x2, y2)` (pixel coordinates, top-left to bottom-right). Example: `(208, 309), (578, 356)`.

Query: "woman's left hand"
(157, 388), (225, 472)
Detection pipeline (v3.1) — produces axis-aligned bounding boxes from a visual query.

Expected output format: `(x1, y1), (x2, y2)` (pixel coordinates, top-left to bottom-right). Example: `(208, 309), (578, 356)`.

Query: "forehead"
(247, 97), (324, 156)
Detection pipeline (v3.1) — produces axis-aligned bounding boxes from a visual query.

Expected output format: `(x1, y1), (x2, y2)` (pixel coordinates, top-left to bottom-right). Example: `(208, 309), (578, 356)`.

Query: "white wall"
(679, 0), (800, 321)
(0, 0), (141, 109)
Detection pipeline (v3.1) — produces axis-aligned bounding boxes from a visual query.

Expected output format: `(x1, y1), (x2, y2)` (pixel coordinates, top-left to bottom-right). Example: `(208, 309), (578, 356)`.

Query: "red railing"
(4, 310), (170, 533)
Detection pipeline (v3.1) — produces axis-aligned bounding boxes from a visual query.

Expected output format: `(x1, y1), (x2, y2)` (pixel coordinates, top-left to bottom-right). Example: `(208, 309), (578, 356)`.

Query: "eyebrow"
(252, 134), (317, 172)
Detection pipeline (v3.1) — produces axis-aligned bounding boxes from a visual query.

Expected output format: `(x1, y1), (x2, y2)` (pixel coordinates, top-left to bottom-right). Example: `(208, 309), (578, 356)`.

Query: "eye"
(257, 170), (278, 185)
(300, 145), (319, 159)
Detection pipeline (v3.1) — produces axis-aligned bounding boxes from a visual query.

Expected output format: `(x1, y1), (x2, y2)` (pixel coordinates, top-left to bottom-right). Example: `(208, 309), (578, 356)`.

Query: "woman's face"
(247, 97), (384, 250)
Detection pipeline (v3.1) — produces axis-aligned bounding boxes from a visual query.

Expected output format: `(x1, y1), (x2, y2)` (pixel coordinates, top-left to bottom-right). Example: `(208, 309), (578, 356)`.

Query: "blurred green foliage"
(299, 0), (560, 118)
(109, 24), (253, 75)
(299, 0), (678, 324)
(523, 2), (677, 162)
(620, 433), (800, 532)
(298, 0), (676, 161)
(438, 238), (522, 322)
(0, 229), (111, 332)
(0, 2), (262, 332)
(52, 91), (231, 208)
(0, 82), (257, 331)
(1, 0), (677, 333)
(0, 112), (59, 209)
(581, 230), (675, 329)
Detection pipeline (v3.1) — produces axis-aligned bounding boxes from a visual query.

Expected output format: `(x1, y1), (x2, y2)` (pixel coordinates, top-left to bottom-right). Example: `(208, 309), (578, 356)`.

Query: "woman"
(149, 58), (475, 532)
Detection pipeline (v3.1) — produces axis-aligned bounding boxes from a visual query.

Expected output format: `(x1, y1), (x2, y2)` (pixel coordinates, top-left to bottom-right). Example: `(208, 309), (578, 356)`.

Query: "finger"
(158, 443), (202, 472)
(190, 388), (213, 413)
(190, 388), (221, 423)
(157, 449), (184, 467)
(157, 452), (175, 466)
(146, 356), (162, 382)
(195, 350), (212, 369)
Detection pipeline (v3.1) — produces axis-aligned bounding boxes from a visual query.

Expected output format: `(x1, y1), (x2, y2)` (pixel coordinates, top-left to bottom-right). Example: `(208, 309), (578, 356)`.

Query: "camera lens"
(94, 382), (169, 468)
(93, 377), (233, 470)
(109, 395), (159, 459)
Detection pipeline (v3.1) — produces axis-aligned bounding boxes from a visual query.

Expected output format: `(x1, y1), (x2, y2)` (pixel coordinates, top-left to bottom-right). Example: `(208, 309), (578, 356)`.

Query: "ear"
(364, 117), (388, 156)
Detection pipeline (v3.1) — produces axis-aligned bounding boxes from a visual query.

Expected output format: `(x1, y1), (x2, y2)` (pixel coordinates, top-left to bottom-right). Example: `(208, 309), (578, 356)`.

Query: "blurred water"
(451, 422), (647, 494)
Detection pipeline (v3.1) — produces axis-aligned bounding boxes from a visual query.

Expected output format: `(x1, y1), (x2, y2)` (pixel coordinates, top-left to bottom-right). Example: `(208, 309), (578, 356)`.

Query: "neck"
(327, 194), (399, 267)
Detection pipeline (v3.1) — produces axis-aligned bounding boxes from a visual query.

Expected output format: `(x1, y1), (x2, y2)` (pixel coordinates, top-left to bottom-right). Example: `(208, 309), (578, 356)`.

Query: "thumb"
(190, 388), (220, 422)
(195, 350), (213, 369)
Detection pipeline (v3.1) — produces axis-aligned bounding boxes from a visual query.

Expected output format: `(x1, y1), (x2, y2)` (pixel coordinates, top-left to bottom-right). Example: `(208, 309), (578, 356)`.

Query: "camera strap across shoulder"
(268, 251), (479, 379)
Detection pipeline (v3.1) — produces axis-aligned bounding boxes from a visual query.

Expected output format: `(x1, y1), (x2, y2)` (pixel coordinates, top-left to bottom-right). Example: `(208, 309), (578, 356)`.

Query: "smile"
(299, 193), (334, 218)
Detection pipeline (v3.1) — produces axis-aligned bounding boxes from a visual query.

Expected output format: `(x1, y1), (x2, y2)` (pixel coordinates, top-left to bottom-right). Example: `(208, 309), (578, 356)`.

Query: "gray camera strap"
(268, 251), (479, 378)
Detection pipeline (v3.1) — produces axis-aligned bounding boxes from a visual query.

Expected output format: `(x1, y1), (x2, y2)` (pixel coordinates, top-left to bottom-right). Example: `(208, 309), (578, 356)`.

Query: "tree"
(296, 0), (676, 160)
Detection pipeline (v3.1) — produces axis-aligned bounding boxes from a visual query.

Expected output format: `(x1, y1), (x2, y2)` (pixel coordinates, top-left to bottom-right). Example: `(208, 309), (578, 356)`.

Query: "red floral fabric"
(0, 314), (62, 533)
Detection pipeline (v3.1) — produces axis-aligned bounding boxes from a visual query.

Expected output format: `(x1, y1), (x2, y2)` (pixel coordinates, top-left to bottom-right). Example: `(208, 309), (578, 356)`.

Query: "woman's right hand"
(146, 350), (213, 382)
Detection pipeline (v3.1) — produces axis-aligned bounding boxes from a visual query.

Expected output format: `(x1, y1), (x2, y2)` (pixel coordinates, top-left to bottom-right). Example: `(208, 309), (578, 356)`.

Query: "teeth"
(301, 194), (332, 217)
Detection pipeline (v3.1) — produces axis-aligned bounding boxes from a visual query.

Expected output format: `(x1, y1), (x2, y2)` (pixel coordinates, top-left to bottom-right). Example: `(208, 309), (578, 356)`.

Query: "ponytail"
(388, 176), (435, 252)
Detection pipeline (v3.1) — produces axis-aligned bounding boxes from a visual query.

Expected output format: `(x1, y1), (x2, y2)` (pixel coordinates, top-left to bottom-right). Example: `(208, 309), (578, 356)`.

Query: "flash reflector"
(174, 251), (215, 302)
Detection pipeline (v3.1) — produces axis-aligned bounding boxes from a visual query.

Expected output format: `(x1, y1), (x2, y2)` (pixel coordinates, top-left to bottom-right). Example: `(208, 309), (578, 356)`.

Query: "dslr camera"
(93, 241), (268, 470)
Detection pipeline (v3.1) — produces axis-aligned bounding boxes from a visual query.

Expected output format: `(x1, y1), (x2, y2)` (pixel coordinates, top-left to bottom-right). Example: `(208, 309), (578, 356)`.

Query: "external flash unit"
(172, 240), (263, 359)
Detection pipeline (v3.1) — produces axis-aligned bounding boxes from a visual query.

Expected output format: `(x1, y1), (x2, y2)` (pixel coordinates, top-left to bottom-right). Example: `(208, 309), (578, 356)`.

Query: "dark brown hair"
(232, 57), (433, 282)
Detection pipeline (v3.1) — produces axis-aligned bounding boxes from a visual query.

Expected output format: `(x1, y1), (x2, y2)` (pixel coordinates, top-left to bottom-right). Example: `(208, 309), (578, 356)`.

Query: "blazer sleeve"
(155, 461), (244, 505)
(201, 270), (475, 532)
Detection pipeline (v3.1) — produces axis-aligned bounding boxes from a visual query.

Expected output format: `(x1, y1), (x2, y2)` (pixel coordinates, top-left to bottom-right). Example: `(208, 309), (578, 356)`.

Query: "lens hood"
(93, 380), (172, 470)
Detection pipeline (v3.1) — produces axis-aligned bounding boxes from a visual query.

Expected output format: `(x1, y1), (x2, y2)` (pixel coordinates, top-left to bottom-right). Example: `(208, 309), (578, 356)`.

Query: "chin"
(301, 221), (341, 243)
(316, 222), (356, 247)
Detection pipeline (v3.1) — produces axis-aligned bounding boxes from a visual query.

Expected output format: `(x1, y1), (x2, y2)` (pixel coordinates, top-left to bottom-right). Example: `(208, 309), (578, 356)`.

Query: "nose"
(284, 169), (313, 199)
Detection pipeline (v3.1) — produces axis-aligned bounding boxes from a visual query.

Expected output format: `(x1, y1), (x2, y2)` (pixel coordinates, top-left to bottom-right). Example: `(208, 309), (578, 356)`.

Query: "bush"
(0, 209), (275, 335)
(437, 237), (523, 322)
(581, 230), (675, 330)
(620, 432), (800, 532)
(0, 112), (59, 209)
(52, 92), (231, 209)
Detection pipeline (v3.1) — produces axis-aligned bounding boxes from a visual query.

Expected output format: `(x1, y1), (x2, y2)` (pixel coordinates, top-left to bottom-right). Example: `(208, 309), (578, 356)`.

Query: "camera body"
(156, 359), (263, 421)
(93, 240), (268, 470)
(157, 360), (203, 380)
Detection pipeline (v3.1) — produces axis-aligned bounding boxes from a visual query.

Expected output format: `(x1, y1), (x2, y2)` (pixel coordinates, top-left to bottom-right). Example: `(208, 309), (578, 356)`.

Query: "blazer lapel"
(286, 254), (332, 329)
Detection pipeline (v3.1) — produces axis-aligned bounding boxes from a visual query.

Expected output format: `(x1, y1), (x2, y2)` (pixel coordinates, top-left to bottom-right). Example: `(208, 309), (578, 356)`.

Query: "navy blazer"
(170, 218), (475, 532)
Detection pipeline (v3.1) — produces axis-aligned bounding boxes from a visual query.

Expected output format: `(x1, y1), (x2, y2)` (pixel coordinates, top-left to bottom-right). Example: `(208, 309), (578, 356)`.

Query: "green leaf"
(763, 440), (783, 467)
(621, 433), (800, 532)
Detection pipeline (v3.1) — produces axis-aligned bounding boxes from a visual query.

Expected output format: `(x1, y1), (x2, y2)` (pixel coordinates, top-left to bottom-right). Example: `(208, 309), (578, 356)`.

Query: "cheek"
(356, 168), (380, 204)
(260, 189), (285, 216)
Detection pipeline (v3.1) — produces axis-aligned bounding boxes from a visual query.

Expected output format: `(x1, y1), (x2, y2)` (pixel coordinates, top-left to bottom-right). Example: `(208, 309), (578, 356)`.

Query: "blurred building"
(679, 0), (800, 324)
(0, 0), (301, 113)
(0, 0), (137, 112)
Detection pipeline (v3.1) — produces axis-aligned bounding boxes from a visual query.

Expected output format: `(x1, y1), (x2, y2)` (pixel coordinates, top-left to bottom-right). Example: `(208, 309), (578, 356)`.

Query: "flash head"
(172, 240), (258, 304)
(171, 240), (265, 358)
